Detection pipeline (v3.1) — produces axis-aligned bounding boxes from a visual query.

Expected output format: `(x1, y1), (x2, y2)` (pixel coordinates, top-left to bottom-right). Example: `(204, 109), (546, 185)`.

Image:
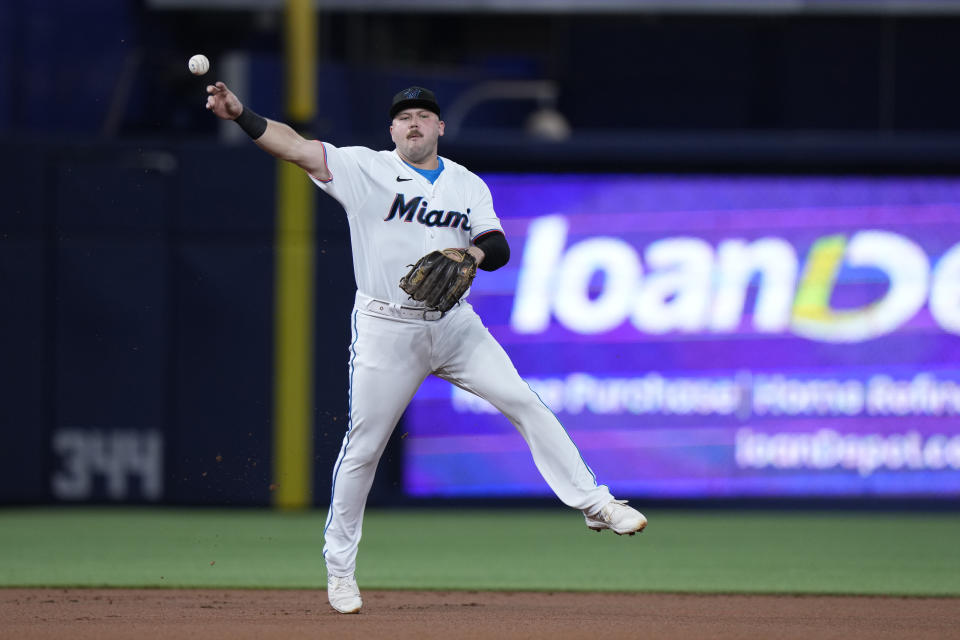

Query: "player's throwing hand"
(206, 81), (243, 120)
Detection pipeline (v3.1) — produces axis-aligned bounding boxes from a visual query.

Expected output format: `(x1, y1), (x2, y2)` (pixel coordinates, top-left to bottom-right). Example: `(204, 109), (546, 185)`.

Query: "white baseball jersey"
(308, 142), (503, 305)
(312, 141), (613, 581)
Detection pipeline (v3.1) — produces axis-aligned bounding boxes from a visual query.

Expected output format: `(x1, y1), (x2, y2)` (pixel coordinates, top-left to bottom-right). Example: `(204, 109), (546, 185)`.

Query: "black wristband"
(234, 107), (268, 140)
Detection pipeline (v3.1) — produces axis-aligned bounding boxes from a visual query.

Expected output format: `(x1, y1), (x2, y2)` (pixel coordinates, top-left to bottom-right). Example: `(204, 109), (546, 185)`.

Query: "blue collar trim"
(403, 157), (445, 184)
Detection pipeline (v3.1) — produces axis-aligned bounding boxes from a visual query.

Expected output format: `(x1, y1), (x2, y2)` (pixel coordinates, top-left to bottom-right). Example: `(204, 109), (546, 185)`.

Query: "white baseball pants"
(322, 295), (613, 577)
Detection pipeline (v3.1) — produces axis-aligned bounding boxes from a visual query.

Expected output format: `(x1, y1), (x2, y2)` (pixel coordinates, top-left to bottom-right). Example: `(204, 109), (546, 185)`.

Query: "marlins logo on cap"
(390, 86), (441, 119)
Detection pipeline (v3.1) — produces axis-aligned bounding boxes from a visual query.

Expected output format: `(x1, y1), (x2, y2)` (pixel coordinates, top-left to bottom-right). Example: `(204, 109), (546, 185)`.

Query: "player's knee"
(341, 441), (384, 470)
(495, 387), (548, 419)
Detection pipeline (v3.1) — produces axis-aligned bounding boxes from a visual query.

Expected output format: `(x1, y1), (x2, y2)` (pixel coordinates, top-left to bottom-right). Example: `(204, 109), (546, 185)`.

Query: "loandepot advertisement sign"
(403, 175), (960, 498)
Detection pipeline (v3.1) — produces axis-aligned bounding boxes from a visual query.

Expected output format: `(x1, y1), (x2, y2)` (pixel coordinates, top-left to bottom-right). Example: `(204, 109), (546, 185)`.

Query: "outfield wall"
(0, 140), (355, 506)
(3, 139), (959, 506)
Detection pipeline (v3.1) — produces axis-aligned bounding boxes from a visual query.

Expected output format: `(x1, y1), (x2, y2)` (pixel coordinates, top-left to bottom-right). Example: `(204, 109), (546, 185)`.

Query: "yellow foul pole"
(273, 0), (317, 509)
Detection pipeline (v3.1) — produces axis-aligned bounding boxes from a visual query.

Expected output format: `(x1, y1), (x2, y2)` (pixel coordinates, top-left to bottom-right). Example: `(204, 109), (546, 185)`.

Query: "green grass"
(1, 507), (958, 596)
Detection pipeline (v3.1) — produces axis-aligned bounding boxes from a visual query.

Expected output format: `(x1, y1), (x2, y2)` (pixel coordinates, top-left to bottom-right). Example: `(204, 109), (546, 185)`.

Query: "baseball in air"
(188, 54), (210, 76)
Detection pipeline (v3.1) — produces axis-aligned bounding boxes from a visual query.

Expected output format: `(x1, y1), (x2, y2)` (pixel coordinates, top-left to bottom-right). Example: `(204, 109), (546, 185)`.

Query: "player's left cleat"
(328, 573), (363, 614)
(584, 499), (647, 535)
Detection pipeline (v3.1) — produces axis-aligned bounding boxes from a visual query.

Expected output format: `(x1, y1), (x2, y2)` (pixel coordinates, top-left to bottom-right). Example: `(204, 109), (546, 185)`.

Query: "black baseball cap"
(390, 86), (441, 120)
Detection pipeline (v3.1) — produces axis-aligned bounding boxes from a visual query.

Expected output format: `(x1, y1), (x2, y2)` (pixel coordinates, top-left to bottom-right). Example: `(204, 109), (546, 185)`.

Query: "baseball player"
(205, 83), (647, 614)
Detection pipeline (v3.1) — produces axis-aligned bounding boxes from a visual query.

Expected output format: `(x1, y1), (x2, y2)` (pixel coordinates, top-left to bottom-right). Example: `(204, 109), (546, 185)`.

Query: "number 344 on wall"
(51, 428), (163, 501)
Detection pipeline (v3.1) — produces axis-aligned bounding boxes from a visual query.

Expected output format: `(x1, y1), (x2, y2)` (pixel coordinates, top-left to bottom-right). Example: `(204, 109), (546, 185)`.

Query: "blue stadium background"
(3, 0), (960, 507)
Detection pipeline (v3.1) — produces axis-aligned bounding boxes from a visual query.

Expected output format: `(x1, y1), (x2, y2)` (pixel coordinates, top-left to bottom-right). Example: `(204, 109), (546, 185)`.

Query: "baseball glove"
(399, 248), (478, 312)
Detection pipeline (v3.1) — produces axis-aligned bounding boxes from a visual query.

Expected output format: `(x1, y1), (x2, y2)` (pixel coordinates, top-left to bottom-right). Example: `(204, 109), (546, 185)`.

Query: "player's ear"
(438, 120), (445, 136)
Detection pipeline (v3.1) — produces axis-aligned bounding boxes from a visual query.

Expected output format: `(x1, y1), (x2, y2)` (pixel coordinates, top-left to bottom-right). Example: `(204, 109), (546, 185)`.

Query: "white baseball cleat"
(328, 574), (363, 614)
(584, 499), (647, 535)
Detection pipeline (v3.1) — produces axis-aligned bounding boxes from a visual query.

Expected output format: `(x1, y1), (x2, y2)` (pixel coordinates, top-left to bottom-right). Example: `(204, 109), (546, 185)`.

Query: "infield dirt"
(2, 588), (959, 640)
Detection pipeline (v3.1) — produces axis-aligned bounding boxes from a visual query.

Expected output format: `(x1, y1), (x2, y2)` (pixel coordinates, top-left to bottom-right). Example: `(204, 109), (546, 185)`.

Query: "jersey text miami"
(383, 193), (472, 231)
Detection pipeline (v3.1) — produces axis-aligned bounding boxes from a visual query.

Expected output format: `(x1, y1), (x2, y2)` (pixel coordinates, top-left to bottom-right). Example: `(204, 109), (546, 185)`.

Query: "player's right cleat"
(584, 499), (647, 535)
(328, 574), (363, 614)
